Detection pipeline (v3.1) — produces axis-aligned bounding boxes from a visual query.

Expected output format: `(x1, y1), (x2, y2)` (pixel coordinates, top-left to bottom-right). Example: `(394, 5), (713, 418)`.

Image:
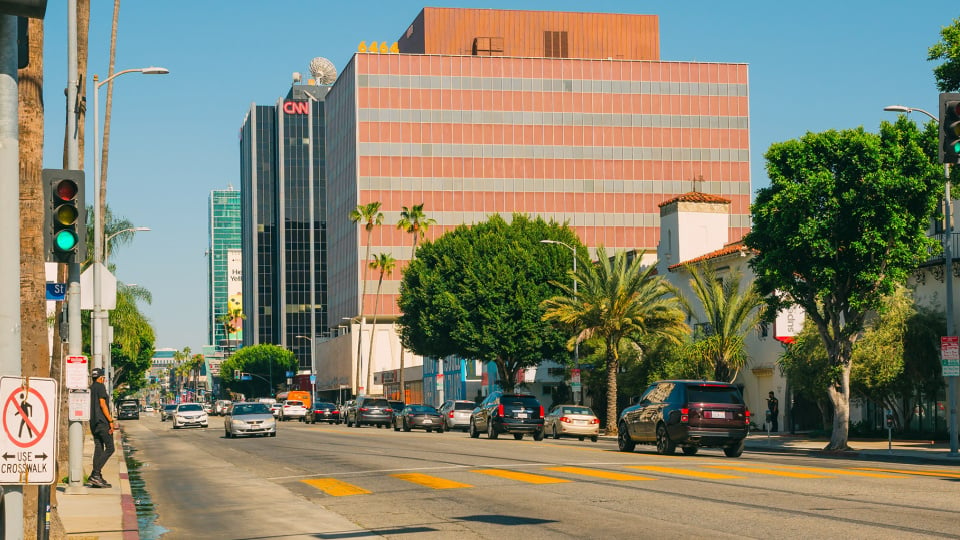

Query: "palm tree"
(395, 204), (435, 400)
(109, 283), (154, 390)
(681, 263), (766, 383)
(366, 253), (396, 394)
(349, 202), (383, 394)
(173, 346), (191, 400)
(541, 247), (688, 434)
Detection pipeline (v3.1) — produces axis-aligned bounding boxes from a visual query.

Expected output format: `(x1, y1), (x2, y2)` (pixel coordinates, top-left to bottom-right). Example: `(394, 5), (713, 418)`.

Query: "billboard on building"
(227, 249), (243, 340)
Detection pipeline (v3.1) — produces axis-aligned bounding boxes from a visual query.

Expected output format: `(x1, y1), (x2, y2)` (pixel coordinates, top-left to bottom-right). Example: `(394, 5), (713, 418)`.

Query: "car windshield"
(686, 385), (744, 405)
(315, 403), (335, 410)
(454, 402), (476, 410)
(120, 404), (138, 411)
(178, 404), (203, 412)
(560, 407), (593, 415)
(163, 405), (176, 411)
(285, 401), (303, 407)
(406, 405), (437, 414)
(232, 403), (270, 415)
(389, 401), (404, 410)
(501, 395), (539, 407)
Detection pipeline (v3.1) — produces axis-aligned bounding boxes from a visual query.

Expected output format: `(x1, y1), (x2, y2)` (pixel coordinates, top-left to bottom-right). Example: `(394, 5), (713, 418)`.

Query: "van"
(284, 390), (311, 410)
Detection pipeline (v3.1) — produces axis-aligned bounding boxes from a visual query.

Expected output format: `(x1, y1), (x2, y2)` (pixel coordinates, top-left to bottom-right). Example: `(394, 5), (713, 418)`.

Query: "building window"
(472, 37), (504, 56)
(544, 31), (568, 58)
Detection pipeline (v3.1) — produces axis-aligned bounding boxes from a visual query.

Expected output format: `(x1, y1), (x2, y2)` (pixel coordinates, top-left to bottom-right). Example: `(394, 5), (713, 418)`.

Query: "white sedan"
(172, 403), (209, 429)
(280, 400), (307, 421)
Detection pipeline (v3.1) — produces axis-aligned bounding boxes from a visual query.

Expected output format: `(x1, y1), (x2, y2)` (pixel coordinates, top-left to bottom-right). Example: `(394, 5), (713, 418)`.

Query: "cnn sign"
(283, 101), (310, 115)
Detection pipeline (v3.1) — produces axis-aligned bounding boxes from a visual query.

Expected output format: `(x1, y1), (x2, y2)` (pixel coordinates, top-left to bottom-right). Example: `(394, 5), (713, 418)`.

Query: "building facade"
(239, 82), (330, 374)
(319, 7), (752, 401)
(207, 188), (242, 352)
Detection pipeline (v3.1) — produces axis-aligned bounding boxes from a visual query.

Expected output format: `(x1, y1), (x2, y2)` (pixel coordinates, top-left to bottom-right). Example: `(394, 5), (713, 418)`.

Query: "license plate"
(575, 420), (586, 425)
(516, 413), (528, 419)
(423, 419), (432, 424)
(706, 411), (727, 419)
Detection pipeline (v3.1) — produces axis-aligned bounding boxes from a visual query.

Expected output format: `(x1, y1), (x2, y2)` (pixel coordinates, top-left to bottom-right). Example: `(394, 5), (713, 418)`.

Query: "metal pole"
(0, 14), (23, 538)
(92, 75), (103, 372)
(946, 162), (958, 456)
(572, 247), (581, 405)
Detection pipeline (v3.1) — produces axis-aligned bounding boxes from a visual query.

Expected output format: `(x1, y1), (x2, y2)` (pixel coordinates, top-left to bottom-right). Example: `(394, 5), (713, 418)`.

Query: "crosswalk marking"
(391, 473), (473, 489)
(626, 465), (744, 479)
(853, 467), (960, 479)
(545, 466), (655, 481)
(764, 466), (902, 478)
(472, 468), (571, 484)
(301, 478), (371, 496)
(704, 465), (830, 478)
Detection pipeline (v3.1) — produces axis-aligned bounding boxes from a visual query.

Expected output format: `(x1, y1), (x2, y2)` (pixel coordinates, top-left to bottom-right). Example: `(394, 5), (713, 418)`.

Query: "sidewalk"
(55, 427), (137, 540)
(744, 431), (960, 465)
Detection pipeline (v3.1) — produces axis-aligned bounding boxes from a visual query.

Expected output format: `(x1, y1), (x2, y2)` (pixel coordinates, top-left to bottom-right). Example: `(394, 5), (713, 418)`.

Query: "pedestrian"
(767, 391), (780, 433)
(88, 368), (117, 488)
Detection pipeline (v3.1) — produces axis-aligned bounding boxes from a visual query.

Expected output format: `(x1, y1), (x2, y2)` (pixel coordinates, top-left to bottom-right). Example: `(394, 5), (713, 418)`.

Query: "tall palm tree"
(541, 247), (688, 434)
(681, 263), (766, 383)
(173, 346), (191, 400)
(349, 202), (383, 394)
(366, 253), (396, 394)
(395, 204), (435, 400)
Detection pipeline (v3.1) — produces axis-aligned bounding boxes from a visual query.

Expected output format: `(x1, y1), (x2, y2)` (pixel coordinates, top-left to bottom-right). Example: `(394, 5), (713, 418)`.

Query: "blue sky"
(40, 1), (957, 353)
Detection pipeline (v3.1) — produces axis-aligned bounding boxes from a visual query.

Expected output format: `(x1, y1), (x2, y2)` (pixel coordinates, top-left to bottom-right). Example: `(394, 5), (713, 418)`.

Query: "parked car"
(306, 402), (342, 424)
(438, 400), (476, 431)
(117, 401), (140, 420)
(280, 400), (307, 421)
(214, 400), (233, 416)
(394, 404), (444, 433)
(544, 404), (600, 442)
(617, 380), (750, 457)
(160, 404), (177, 422)
(346, 396), (393, 428)
(203, 403), (214, 415)
(172, 403), (209, 429)
(469, 392), (544, 440)
(224, 402), (277, 438)
(144, 406), (155, 413)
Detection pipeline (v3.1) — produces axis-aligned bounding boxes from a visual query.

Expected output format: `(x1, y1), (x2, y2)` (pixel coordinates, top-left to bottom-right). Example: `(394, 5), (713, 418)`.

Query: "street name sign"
(45, 282), (66, 301)
(0, 377), (58, 484)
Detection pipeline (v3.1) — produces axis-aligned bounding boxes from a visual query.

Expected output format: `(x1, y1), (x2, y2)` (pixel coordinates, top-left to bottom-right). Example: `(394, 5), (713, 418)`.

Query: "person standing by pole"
(88, 368), (117, 488)
(767, 391), (780, 433)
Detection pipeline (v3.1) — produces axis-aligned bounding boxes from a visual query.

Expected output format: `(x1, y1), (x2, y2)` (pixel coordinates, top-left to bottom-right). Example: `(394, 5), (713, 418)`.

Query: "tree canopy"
(929, 17), (960, 92)
(220, 344), (297, 398)
(397, 214), (575, 390)
(745, 118), (943, 450)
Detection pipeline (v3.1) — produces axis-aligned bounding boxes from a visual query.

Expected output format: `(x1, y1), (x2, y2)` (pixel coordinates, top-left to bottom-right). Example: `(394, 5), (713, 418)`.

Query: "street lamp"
(295, 335), (316, 404)
(91, 66), (168, 377)
(102, 226), (149, 396)
(884, 105), (958, 456)
(105, 226), (150, 261)
(541, 239), (581, 404)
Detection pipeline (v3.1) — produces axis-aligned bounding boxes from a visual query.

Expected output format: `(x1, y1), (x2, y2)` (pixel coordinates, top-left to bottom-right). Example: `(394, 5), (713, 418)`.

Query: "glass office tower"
(207, 188), (242, 352)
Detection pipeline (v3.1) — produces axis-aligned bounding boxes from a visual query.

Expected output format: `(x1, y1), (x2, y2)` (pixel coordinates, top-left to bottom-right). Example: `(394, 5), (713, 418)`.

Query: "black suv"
(469, 391), (544, 440)
(117, 400), (139, 420)
(346, 397), (393, 428)
(617, 380), (750, 457)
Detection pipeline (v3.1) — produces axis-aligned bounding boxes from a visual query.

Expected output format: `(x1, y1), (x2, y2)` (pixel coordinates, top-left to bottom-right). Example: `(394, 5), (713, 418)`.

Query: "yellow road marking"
(705, 465), (830, 478)
(546, 466), (655, 481)
(472, 469), (571, 484)
(626, 465), (744, 479)
(765, 466), (903, 478)
(301, 478), (371, 496)
(391, 473), (473, 489)
(853, 467), (960, 479)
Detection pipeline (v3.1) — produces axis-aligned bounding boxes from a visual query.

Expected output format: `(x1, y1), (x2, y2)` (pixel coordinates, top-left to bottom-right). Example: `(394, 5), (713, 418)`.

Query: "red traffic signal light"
(939, 93), (960, 164)
(42, 169), (86, 263)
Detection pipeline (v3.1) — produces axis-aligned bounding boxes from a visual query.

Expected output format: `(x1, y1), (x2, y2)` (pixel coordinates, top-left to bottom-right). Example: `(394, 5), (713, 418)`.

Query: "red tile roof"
(658, 191), (731, 208)
(668, 240), (751, 270)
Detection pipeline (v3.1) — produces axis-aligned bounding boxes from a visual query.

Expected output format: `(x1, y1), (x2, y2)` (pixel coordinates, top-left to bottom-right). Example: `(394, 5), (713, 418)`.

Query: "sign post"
(0, 377), (58, 485)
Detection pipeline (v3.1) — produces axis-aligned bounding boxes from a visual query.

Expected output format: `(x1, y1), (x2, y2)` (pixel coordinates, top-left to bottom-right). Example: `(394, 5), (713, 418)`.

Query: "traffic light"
(42, 169), (86, 263)
(939, 93), (960, 164)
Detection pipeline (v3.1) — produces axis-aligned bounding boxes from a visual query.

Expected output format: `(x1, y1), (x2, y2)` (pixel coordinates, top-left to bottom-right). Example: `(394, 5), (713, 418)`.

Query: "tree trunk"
(825, 363), (852, 451)
(605, 340), (620, 435)
(356, 227), (373, 394)
(366, 275), (384, 394)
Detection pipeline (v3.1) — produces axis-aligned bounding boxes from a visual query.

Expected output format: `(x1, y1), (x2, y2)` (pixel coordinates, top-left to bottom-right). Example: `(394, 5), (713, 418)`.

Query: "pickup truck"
(279, 400), (307, 422)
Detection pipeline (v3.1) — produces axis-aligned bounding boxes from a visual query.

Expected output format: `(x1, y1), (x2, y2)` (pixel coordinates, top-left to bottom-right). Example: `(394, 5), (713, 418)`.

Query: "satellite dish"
(292, 72), (302, 83)
(309, 57), (337, 86)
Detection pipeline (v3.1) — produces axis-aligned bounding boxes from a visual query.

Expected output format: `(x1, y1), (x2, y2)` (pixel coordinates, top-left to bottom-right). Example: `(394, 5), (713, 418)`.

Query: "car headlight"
(232, 420), (247, 427)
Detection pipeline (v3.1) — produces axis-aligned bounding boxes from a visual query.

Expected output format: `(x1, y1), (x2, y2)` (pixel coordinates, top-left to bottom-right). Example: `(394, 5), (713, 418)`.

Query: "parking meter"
(885, 412), (894, 429)
(885, 410), (894, 454)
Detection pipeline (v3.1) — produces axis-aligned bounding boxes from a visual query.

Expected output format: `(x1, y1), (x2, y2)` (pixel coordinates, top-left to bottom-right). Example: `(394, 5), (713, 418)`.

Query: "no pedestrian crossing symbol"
(0, 377), (58, 485)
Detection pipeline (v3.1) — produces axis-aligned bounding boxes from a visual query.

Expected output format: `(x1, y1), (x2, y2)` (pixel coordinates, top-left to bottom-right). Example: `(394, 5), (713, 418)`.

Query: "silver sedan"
(224, 402), (277, 438)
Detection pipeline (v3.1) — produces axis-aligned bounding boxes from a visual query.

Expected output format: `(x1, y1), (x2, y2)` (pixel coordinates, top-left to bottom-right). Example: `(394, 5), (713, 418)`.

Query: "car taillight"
(745, 409), (751, 425)
(561, 416), (572, 423)
(384, 408), (393, 413)
(359, 407), (368, 412)
(498, 404), (504, 417)
(680, 408), (689, 423)
(539, 406), (545, 418)
(448, 411), (454, 418)
(590, 418), (599, 424)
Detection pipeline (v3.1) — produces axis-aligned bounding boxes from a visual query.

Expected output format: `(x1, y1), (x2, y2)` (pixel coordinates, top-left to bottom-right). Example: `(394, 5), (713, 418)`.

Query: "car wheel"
(225, 428), (231, 438)
(656, 423), (676, 455)
(437, 425), (444, 433)
(682, 446), (699, 456)
(469, 420), (479, 438)
(552, 425), (560, 440)
(723, 439), (745, 458)
(354, 419), (361, 428)
(487, 420), (498, 440)
(617, 422), (636, 452)
(426, 428), (432, 433)
(591, 436), (598, 443)
(513, 433), (524, 440)
(533, 429), (544, 442)
(403, 420), (412, 432)
(269, 431), (276, 437)
(578, 436), (585, 441)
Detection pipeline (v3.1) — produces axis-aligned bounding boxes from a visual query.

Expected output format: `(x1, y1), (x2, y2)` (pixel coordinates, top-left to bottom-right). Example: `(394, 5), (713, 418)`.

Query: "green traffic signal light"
(42, 169), (86, 263)
(54, 230), (78, 251)
(941, 93), (960, 164)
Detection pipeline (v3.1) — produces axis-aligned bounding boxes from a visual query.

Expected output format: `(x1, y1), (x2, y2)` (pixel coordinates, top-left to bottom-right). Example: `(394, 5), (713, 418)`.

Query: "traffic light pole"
(947, 162), (959, 457)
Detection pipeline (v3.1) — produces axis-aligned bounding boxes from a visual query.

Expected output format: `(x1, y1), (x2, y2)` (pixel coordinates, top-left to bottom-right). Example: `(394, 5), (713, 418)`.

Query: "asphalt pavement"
(53, 422), (960, 539)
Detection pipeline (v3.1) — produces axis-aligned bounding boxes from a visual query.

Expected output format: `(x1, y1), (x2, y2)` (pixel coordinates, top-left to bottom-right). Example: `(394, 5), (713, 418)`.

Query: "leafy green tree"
(111, 336), (153, 397)
(745, 119), (943, 450)
(220, 344), (297, 398)
(541, 247), (689, 434)
(680, 264), (766, 382)
(366, 253), (396, 393)
(109, 283), (155, 397)
(929, 17), (960, 92)
(398, 214), (572, 391)
(396, 204), (436, 399)
(349, 201), (384, 392)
